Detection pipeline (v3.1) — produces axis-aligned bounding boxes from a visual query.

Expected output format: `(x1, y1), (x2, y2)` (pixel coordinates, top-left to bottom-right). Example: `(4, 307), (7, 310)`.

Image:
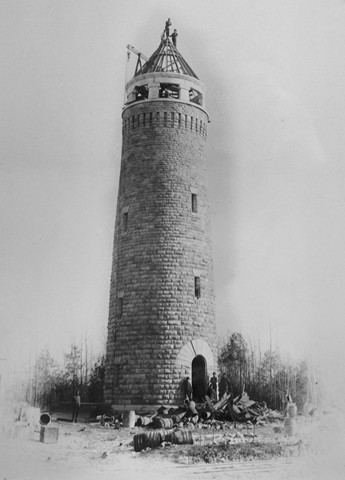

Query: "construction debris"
(90, 391), (300, 454)
(94, 392), (281, 432)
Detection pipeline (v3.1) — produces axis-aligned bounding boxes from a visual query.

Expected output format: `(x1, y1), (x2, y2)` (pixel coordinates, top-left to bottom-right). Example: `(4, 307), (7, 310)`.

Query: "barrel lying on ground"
(136, 416), (152, 427)
(133, 429), (193, 452)
(152, 416), (174, 429)
(168, 430), (193, 445)
(133, 431), (164, 452)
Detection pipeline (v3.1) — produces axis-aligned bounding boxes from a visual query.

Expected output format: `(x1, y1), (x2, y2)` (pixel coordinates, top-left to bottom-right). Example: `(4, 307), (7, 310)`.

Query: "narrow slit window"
(123, 212), (128, 232)
(194, 276), (201, 298)
(191, 193), (198, 213)
(164, 111), (167, 126)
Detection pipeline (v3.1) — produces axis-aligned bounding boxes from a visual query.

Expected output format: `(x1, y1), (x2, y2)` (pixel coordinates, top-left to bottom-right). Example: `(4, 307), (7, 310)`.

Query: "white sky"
(1, 0), (345, 392)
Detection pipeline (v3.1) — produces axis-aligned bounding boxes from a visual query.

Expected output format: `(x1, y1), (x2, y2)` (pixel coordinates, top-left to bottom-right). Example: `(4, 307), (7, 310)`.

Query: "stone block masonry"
(104, 98), (217, 406)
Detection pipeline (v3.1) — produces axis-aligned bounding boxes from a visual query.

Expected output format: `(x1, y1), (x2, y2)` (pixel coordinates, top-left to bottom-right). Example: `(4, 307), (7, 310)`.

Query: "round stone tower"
(104, 25), (217, 408)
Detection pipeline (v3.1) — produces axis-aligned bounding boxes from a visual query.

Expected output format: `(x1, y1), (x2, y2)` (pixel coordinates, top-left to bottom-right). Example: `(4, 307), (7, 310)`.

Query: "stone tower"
(104, 24), (217, 408)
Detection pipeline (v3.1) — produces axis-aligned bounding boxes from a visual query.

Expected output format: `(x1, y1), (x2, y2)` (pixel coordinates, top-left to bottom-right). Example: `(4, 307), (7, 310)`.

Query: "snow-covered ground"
(1, 407), (344, 480)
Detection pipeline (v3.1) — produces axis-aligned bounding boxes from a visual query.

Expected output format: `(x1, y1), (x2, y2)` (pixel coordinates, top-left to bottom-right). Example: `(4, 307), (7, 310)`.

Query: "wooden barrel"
(134, 432), (164, 451)
(163, 417), (174, 428)
(164, 432), (173, 443)
(136, 416), (151, 427)
(146, 431), (164, 448)
(152, 416), (163, 428)
(133, 433), (148, 452)
(153, 416), (174, 429)
(171, 430), (194, 445)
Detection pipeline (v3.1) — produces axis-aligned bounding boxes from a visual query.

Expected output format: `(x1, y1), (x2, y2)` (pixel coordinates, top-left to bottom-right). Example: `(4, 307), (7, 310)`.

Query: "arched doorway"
(192, 355), (207, 402)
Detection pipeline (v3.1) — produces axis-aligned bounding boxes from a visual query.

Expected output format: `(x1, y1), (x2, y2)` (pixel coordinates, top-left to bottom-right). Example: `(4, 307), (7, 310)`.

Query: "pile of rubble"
(139, 392), (271, 429)
(127, 393), (289, 452)
(96, 392), (285, 431)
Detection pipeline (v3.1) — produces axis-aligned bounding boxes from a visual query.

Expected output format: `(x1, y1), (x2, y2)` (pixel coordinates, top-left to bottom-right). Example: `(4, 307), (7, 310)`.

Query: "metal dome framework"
(134, 37), (198, 79)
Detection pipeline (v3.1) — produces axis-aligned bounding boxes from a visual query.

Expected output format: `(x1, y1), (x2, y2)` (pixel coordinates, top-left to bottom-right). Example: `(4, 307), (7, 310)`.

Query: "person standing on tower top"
(171, 29), (178, 47)
(165, 18), (171, 38)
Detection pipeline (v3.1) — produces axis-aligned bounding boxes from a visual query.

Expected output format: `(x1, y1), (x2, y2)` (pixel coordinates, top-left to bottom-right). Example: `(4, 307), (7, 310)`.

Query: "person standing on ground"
(206, 383), (216, 402)
(184, 377), (193, 402)
(72, 390), (81, 423)
(210, 372), (218, 401)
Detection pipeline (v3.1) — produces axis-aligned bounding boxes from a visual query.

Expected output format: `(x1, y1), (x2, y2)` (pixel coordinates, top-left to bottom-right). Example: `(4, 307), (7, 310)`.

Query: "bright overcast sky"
(1, 0), (345, 392)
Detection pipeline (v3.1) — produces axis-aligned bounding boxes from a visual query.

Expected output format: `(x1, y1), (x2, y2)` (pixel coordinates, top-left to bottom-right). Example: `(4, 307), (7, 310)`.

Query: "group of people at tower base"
(184, 372), (231, 405)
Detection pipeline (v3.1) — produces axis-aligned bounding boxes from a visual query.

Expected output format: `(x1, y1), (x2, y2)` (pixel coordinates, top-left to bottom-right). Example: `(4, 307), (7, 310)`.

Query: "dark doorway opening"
(192, 355), (207, 402)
